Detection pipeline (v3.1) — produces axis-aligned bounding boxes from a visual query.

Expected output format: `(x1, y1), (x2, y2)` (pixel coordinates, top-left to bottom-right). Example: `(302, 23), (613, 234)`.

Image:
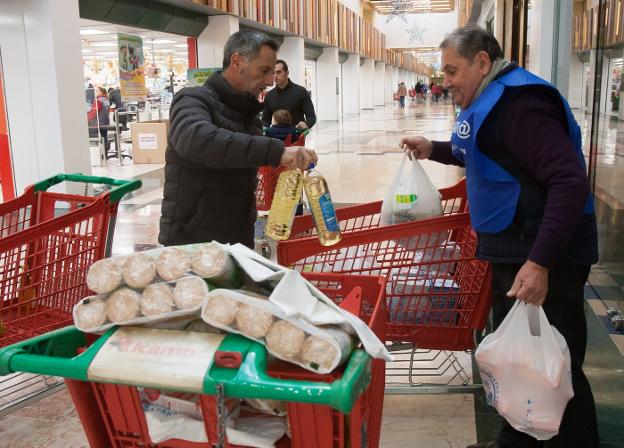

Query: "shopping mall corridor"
(0, 99), (623, 447)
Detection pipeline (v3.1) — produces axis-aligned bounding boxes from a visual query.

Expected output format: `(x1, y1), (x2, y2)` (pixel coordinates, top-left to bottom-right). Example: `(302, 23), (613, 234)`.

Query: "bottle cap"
(307, 162), (316, 170)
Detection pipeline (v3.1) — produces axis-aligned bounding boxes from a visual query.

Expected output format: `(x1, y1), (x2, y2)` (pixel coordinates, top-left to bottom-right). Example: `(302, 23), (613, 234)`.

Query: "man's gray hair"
(440, 25), (503, 62)
(222, 30), (279, 68)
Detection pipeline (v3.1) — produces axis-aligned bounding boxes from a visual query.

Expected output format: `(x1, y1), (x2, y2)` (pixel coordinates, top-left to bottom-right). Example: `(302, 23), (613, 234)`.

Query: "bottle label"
(318, 192), (339, 232)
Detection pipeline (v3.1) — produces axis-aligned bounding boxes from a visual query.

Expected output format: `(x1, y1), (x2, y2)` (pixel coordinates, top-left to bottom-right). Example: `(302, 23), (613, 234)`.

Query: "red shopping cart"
(277, 179), (492, 351)
(0, 174), (141, 347)
(256, 133), (306, 212)
(55, 273), (387, 448)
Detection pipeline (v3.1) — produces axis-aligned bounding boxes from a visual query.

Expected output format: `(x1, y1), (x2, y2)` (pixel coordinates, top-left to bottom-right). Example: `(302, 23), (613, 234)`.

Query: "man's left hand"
(295, 121), (308, 130)
(506, 260), (549, 306)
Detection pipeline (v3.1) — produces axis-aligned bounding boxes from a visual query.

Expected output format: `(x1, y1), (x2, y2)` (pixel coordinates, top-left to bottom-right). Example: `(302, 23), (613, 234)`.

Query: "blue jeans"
(399, 96), (405, 108)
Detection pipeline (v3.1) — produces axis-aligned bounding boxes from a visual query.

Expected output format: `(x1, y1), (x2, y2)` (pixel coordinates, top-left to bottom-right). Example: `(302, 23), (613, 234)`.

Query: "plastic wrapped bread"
(73, 275), (212, 332)
(190, 242), (242, 287)
(201, 289), (354, 373)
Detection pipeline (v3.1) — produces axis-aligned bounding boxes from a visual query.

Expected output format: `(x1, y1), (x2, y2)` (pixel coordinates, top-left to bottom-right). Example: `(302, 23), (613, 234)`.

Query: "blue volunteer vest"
(451, 67), (594, 233)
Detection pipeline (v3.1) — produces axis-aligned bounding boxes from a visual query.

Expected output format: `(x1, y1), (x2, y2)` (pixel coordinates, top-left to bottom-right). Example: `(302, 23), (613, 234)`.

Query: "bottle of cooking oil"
(303, 165), (342, 246)
(264, 169), (304, 241)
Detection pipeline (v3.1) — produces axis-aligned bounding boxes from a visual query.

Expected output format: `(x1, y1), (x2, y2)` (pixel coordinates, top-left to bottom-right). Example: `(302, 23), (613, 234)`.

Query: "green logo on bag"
(395, 194), (417, 204)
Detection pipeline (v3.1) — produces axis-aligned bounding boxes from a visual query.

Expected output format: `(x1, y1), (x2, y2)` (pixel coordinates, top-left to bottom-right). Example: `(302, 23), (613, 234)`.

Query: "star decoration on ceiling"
(386, 0), (410, 24)
(406, 21), (428, 44)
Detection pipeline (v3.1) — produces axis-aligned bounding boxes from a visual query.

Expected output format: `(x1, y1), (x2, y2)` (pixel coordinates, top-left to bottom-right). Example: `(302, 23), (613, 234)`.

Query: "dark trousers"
(399, 96), (405, 108)
(491, 264), (599, 448)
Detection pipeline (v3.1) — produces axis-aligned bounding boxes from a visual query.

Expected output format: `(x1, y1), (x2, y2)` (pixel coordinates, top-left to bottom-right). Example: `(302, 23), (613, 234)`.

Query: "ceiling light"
(80, 29), (109, 36)
(150, 39), (176, 44)
(82, 49), (94, 53)
(98, 52), (118, 55)
(174, 43), (188, 48)
(91, 42), (117, 47)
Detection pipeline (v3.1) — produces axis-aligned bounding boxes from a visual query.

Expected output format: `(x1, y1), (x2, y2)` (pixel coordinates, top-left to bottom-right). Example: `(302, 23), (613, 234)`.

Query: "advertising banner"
(187, 68), (220, 87)
(118, 33), (147, 102)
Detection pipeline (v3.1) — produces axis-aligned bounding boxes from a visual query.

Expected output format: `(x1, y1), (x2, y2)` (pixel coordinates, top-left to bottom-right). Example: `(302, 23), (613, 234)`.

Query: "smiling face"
(441, 44), (493, 109)
(224, 44), (277, 96)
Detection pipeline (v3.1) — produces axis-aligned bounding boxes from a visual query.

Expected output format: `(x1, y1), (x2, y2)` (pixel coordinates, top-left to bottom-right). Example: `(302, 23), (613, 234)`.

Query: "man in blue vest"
(401, 25), (599, 448)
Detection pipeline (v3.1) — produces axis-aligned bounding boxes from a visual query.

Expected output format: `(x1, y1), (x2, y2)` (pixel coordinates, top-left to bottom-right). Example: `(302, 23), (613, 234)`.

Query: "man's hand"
(506, 260), (549, 306)
(295, 121), (308, 130)
(280, 146), (317, 170)
(399, 136), (433, 160)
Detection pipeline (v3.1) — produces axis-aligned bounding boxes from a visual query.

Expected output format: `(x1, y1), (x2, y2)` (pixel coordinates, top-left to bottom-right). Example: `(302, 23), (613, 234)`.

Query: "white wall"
(374, 62), (385, 106)
(316, 47), (339, 120)
(342, 54), (360, 114)
(374, 11), (458, 48)
(0, 0), (90, 194)
(197, 15), (239, 68)
(385, 64), (394, 103)
(278, 36), (304, 86)
(360, 59), (375, 109)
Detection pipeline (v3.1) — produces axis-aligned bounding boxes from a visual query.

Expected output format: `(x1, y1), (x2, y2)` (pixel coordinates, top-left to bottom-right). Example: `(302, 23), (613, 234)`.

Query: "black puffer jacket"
(159, 72), (285, 248)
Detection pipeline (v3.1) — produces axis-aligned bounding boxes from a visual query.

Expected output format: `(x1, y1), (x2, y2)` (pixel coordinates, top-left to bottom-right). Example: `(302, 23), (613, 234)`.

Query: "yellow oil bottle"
(264, 169), (304, 241)
(303, 166), (342, 246)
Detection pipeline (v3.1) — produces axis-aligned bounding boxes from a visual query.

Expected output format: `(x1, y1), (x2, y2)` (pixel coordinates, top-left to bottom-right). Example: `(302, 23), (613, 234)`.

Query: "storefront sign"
(187, 68), (220, 87)
(118, 33), (147, 102)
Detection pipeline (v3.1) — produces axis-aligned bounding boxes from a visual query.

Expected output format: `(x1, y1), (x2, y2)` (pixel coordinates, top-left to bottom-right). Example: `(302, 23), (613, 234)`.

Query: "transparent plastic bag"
(380, 154), (443, 226)
(475, 301), (574, 440)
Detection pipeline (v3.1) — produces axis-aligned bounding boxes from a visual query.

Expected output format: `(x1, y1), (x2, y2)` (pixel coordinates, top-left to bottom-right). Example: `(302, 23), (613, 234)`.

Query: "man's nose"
(442, 77), (451, 89)
(265, 73), (274, 86)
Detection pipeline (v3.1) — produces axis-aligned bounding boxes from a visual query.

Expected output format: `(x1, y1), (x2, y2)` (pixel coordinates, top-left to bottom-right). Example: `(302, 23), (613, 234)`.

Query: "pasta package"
(73, 275), (212, 332)
(201, 289), (354, 374)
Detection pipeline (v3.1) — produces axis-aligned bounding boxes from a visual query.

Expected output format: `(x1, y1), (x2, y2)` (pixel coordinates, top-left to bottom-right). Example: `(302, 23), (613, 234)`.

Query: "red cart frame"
(276, 179), (492, 351)
(0, 174), (140, 347)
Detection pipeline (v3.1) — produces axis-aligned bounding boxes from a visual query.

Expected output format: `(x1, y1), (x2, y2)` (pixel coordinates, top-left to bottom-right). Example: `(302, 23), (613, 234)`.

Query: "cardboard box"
(130, 120), (169, 164)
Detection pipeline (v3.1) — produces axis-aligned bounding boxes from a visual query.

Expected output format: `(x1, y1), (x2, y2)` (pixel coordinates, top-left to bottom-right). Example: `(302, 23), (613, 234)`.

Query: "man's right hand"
(280, 146), (318, 170)
(399, 136), (433, 160)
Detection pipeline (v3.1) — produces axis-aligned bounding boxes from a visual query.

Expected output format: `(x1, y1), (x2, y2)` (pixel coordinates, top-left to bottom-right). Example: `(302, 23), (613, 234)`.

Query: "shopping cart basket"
(276, 180), (491, 352)
(0, 272), (386, 448)
(0, 174), (141, 347)
(256, 133), (306, 212)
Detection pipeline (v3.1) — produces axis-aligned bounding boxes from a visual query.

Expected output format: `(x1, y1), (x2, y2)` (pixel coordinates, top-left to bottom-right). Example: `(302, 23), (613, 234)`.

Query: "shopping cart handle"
(32, 173), (142, 203)
(205, 337), (372, 414)
(0, 326), (109, 380)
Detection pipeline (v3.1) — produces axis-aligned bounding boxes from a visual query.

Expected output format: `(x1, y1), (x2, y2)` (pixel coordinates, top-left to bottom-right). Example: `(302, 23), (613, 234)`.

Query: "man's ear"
(230, 52), (241, 68)
(476, 50), (493, 75)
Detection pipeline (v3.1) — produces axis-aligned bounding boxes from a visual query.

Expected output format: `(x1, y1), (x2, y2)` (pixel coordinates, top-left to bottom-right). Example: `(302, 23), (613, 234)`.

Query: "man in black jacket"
(159, 31), (316, 248)
(261, 60), (316, 131)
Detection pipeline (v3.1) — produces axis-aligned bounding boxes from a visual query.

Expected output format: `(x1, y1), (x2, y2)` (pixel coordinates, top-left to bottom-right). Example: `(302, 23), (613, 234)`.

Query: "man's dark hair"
(275, 60), (289, 72)
(440, 25), (503, 62)
(222, 30), (279, 69)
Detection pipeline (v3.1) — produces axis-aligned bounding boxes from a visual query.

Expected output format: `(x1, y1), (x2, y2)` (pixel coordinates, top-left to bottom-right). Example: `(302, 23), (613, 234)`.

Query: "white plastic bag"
(475, 301), (574, 440)
(380, 155), (443, 226)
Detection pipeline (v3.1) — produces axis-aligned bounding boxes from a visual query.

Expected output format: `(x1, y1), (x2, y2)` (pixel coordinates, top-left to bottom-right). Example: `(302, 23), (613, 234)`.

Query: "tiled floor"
(1, 99), (623, 447)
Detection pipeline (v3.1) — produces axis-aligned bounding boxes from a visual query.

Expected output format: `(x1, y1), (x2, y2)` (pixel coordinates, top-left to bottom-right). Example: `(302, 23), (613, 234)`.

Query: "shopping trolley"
(0, 272), (387, 448)
(0, 174), (140, 416)
(276, 179), (492, 394)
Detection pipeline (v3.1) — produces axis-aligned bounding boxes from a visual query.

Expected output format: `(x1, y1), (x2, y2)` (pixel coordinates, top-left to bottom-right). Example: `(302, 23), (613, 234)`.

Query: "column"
(197, 15), (239, 68)
(0, 0), (90, 193)
(384, 64), (394, 103)
(374, 61), (385, 106)
(392, 67), (399, 92)
(316, 47), (339, 121)
(568, 54), (584, 109)
(360, 58), (375, 110)
(278, 36), (305, 86)
(342, 53), (360, 115)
